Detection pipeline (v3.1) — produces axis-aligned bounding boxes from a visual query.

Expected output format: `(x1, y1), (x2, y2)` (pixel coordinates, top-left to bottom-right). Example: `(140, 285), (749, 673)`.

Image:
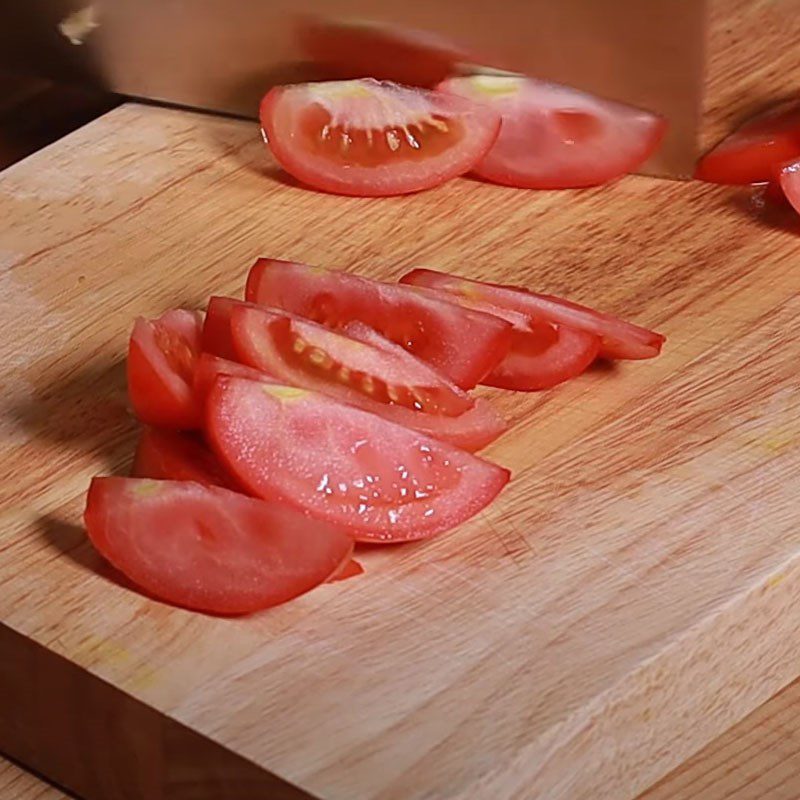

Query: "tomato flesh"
(206, 377), (510, 542)
(193, 352), (275, 405)
(84, 477), (353, 614)
(401, 268), (664, 361)
(127, 309), (203, 429)
(436, 76), (667, 189)
(259, 78), (501, 196)
(132, 427), (238, 489)
(696, 101), (800, 185)
(230, 303), (506, 451)
(245, 258), (512, 389)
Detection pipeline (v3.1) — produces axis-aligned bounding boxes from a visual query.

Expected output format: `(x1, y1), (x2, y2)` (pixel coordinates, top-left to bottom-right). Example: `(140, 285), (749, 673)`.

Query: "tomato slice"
(206, 378), (510, 542)
(259, 78), (501, 196)
(779, 160), (800, 214)
(296, 17), (467, 88)
(84, 477), (353, 614)
(402, 283), (599, 390)
(127, 309), (203, 429)
(436, 76), (666, 189)
(132, 427), (238, 489)
(230, 303), (506, 451)
(696, 101), (800, 185)
(193, 352), (275, 405)
(245, 258), (513, 389)
(400, 268), (664, 361)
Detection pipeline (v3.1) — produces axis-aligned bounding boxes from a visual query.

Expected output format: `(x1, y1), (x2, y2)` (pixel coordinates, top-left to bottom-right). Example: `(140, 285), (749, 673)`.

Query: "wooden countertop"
(2, 103), (800, 800)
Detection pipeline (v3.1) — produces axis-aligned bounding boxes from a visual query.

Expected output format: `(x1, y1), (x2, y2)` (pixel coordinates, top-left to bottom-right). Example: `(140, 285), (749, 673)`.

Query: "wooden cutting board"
(2, 103), (800, 800)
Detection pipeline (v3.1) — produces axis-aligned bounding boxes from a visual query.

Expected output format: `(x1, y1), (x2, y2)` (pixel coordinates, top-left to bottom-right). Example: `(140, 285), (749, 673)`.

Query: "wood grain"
(641, 678), (800, 799)
(1, 103), (800, 800)
(0, 756), (70, 800)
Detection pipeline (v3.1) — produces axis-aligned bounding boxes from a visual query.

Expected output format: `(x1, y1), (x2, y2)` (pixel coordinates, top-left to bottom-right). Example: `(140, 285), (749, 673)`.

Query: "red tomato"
(206, 377), (510, 542)
(84, 477), (353, 614)
(403, 283), (599, 390)
(779, 160), (800, 213)
(245, 258), (512, 389)
(296, 16), (467, 88)
(695, 101), (800, 184)
(132, 427), (238, 489)
(229, 302), (506, 451)
(127, 310), (203, 429)
(401, 268), (664, 360)
(436, 76), (666, 189)
(193, 353), (275, 404)
(259, 78), (501, 196)
(328, 558), (365, 582)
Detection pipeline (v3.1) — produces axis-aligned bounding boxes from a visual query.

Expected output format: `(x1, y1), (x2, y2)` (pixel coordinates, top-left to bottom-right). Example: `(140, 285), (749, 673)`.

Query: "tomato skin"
(436, 76), (666, 189)
(84, 477), (353, 614)
(259, 78), (502, 196)
(127, 310), (203, 429)
(245, 258), (513, 389)
(696, 101), (800, 185)
(400, 268), (664, 361)
(193, 352), (275, 406)
(206, 377), (510, 542)
(132, 427), (238, 489)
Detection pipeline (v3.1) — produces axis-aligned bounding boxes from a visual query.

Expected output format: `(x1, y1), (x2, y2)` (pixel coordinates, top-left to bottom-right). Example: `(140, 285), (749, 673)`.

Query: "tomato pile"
(259, 77), (667, 196)
(695, 100), (800, 214)
(85, 259), (664, 615)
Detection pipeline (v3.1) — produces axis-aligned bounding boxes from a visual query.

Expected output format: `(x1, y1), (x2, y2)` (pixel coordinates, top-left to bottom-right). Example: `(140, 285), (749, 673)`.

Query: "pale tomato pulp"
(260, 78), (501, 196)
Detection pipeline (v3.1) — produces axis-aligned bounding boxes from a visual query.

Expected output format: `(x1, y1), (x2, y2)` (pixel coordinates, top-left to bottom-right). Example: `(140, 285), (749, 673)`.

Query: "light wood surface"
(2, 103), (800, 800)
(0, 756), (69, 800)
(642, 678), (800, 799)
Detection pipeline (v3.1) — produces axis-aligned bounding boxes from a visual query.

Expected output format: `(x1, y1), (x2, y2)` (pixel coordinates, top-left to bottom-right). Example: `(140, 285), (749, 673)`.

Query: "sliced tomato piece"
(779, 159), (800, 214)
(401, 284), (599, 390)
(193, 353), (276, 405)
(328, 558), (365, 583)
(202, 296), (248, 360)
(206, 378), (510, 542)
(230, 303), (506, 451)
(696, 101), (800, 185)
(436, 76), (666, 189)
(259, 78), (501, 196)
(297, 16), (467, 88)
(132, 427), (238, 489)
(84, 477), (353, 614)
(127, 309), (203, 429)
(401, 268), (664, 361)
(482, 323), (600, 391)
(245, 258), (512, 388)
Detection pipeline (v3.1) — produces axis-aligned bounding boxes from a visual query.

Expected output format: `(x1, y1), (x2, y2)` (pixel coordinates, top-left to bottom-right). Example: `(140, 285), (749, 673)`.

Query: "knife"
(0, 0), (708, 176)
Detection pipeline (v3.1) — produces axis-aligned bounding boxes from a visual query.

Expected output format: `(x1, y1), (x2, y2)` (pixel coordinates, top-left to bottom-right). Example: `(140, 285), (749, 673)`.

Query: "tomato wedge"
(245, 258), (513, 389)
(206, 378), (510, 542)
(229, 302), (506, 451)
(132, 427), (238, 489)
(403, 283), (599, 390)
(696, 101), (800, 185)
(779, 160), (800, 214)
(328, 558), (365, 582)
(193, 352), (275, 405)
(436, 76), (666, 189)
(84, 477), (353, 614)
(400, 268), (664, 361)
(127, 310), (203, 429)
(297, 16), (467, 88)
(259, 78), (501, 196)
